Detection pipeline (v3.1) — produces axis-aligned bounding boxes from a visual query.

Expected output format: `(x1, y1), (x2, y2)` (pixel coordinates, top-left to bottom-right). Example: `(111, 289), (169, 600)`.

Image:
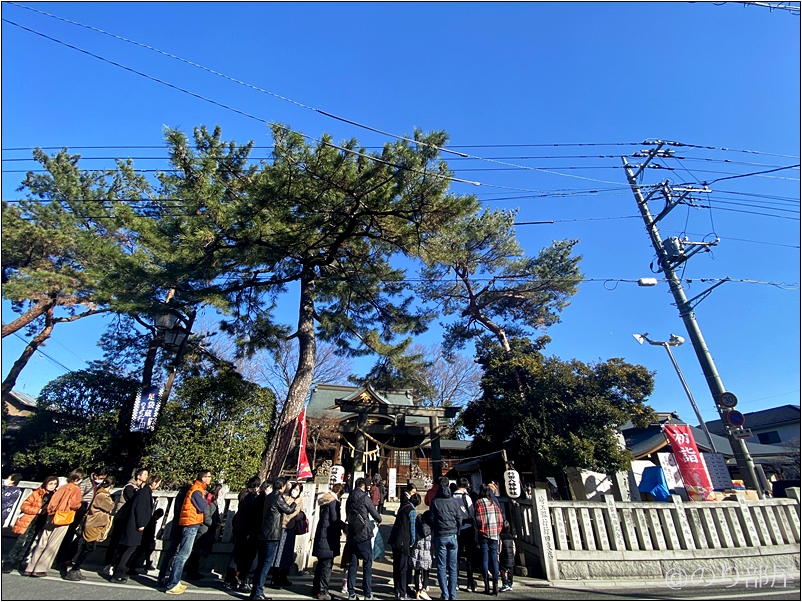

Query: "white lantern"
(330, 465), (345, 486)
(504, 469), (521, 499)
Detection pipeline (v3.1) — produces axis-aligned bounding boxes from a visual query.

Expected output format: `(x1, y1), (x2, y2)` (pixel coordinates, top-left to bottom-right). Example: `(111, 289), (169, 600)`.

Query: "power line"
(10, 332), (74, 373)
(2, 12), (626, 188)
(0, 17), (483, 190)
(655, 139), (800, 160)
(703, 164), (801, 185)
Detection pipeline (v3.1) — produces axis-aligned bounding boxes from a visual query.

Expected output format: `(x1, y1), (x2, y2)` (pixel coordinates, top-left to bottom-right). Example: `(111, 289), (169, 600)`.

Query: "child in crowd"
(411, 510), (433, 600)
(498, 520), (516, 593)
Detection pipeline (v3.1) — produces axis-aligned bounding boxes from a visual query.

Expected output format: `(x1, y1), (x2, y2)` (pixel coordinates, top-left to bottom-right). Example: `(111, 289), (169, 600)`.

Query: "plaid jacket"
(473, 497), (503, 540)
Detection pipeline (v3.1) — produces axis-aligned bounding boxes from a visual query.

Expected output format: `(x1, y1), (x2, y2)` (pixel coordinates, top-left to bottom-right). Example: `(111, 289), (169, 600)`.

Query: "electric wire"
(10, 2), (799, 170)
(10, 332), (75, 373)
(2, 12), (632, 188)
(0, 17), (482, 189)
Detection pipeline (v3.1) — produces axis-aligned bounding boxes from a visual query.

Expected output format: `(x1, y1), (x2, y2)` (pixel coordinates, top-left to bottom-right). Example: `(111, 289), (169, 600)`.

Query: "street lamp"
(633, 332), (718, 453)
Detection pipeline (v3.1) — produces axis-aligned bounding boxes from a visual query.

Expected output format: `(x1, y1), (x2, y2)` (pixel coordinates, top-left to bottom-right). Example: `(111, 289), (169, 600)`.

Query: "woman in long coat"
(24, 471), (83, 577)
(110, 475), (161, 583)
(311, 483), (345, 600)
(2, 476), (58, 573)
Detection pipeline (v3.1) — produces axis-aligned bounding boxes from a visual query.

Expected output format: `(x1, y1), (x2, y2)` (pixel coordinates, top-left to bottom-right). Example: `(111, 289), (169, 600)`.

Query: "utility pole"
(623, 144), (762, 497)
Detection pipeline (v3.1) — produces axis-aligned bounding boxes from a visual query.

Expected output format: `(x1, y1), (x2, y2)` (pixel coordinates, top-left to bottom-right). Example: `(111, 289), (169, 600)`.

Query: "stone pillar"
(354, 412), (367, 473)
(532, 488), (558, 580)
(429, 415), (442, 482)
(611, 471), (631, 501)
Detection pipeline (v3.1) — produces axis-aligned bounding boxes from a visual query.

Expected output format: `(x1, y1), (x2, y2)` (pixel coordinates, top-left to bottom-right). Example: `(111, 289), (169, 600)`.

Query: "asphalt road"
(1, 571), (799, 601)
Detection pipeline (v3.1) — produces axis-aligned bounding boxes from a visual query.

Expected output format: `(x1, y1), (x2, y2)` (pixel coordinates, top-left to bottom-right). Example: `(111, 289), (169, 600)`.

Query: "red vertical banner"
(663, 424), (715, 501)
(297, 409), (313, 480)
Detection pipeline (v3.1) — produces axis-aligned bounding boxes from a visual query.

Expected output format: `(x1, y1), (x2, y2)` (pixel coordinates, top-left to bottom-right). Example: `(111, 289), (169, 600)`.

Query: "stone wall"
(508, 487), (801, 582)
(2, 481), (328, 575)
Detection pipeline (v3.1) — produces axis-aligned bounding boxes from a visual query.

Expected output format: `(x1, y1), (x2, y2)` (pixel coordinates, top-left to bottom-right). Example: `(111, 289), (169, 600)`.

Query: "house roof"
(6, 390), (37, 409)
(431, 439), (472, 451)
(306, 383), (428, 424)
(704, 404), (800, 435)
(621, 412), (792, 460)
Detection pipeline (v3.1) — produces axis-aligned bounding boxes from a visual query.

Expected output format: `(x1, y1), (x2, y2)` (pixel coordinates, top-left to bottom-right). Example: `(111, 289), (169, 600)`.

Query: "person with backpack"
(498, 520), (516, 593)
(163, 470), (212, 594)
(345, 477), (382, 601)
(63, 476), (117, 581)
(388, 483), (417, 600)
(454, 478), (478, 593)
(430, 476), (461, 601)
(186, 483), (223, 581)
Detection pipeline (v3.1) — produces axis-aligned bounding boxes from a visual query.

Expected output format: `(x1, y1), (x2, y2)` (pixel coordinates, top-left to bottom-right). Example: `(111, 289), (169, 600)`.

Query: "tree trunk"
(1, 305), (56, 400)
(259, 271), (317, 482)
(1, 296), (54, 338)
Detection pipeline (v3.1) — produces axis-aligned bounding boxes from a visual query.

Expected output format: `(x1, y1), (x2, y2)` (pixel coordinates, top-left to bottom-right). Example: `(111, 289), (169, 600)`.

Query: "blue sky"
(2, 2), (799, 427)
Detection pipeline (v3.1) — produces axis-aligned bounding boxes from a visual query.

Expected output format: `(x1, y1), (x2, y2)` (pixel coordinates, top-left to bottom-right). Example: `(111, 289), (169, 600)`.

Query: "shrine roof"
(306, 383), (428, 424)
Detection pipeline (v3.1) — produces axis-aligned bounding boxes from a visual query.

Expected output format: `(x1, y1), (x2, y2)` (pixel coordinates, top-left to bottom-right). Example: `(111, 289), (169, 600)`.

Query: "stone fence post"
(532, 488), (558, 581)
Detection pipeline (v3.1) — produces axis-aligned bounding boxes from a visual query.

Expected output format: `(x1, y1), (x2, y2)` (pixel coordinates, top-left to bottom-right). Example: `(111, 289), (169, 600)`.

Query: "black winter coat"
(120, 485), (154, 547)
(388, 496), (415, 554)
(232, 489), (259, 536)
(430, 485), (461, 538)
(259, 489), (296, 542)
(499, 532), (515, 567)
(193, 499), (220, 555)
(346, 487), (382, 544)
(312, 492), (344, 559)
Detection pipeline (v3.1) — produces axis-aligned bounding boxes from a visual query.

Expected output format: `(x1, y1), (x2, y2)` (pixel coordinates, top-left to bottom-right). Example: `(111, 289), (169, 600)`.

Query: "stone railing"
(2, 481), (329, 574)
(508, 488), (801, 582)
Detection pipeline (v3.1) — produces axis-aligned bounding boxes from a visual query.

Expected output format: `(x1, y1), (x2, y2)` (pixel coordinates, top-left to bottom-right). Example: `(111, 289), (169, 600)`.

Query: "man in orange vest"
(164, 470), (213, 595)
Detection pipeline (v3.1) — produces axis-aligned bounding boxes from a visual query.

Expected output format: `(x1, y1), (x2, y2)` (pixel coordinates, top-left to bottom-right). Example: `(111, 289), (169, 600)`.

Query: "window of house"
(757, 431), (781, 445)
(394, 450), (411, 466)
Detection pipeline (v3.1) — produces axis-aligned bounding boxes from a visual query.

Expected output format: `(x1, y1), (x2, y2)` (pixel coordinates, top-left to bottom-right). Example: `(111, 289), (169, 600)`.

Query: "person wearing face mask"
(104, 467), (149, 571)
(110, 475), (162, 583)
(57, 466), (110, 570)
(250, 477), (297, 601)
(63, 476), (117, 581)
(271, 482), (304, 589)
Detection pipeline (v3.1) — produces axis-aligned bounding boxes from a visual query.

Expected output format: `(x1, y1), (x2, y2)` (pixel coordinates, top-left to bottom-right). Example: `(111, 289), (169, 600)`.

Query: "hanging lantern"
(330, 465), (345, 486)
(504, 469), (522, 498)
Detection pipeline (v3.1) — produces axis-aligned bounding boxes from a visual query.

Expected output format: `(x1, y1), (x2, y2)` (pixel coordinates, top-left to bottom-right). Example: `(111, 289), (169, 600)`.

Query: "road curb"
(539, 574), (801, 590)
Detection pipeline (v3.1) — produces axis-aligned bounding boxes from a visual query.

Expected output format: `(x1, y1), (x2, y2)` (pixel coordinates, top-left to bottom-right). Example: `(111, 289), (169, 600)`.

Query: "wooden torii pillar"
(335, 400), (459, 481)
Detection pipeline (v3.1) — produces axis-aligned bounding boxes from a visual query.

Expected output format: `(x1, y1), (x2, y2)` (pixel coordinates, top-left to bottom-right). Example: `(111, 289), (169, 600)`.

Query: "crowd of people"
(2, 469), (515, 601)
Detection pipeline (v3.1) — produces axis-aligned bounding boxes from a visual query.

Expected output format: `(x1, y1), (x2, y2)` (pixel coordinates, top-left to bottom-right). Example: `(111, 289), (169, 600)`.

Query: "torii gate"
(335, 398), (460, 481)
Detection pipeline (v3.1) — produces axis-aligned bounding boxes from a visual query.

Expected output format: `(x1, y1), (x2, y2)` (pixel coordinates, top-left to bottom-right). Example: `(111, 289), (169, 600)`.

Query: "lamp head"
(632, 333), (648, 345)
(668, 334), (685, 346)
